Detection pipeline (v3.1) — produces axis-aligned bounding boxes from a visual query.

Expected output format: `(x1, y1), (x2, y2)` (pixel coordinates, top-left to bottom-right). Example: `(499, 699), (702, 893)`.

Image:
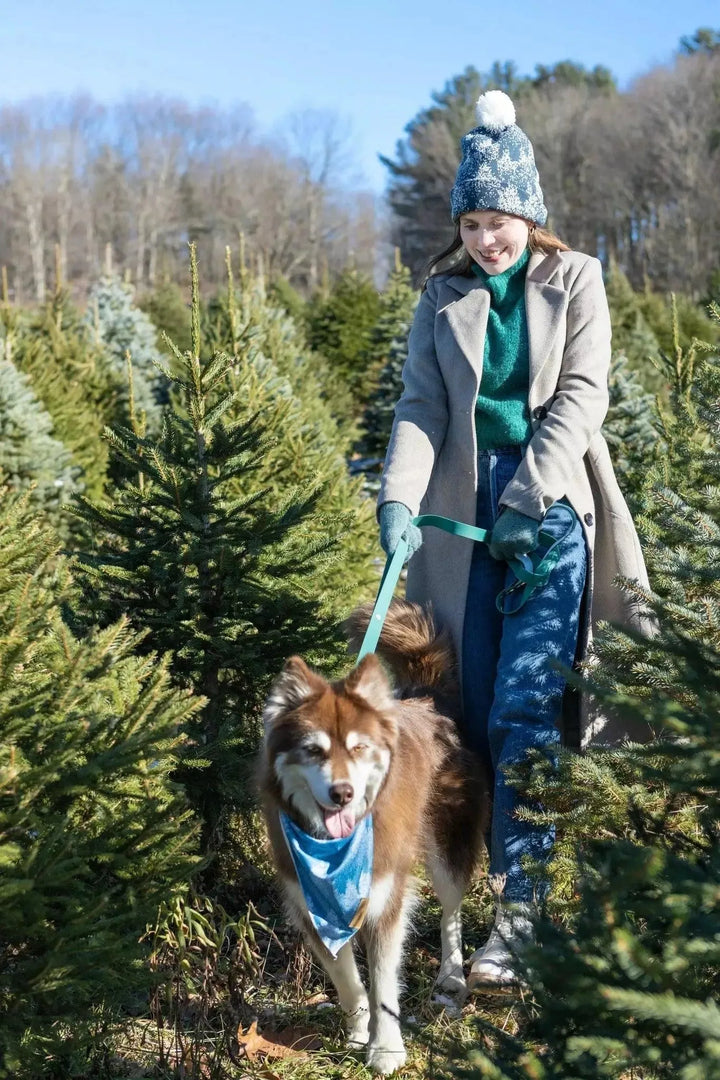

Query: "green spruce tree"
(603, 350), (660, 504)
(139, 277), (193, 357)
(604, 260), (664, 393)
(201, 251), (377, 596)
(72, 247), (372, 858)
(5, 294), (110, 504)
(0, 491), (200, 1079)
(306, 264), (381, 412)
(363, 257), (417, 384)
(637, 285), (720, 372)
(267, 273), (307, 326)
(368, 332), (410, 445)
(84, 273), (168, 430)
(0, 358), (79, 520)
(203, 251), (358, 447)
(355, 257), (418, 462)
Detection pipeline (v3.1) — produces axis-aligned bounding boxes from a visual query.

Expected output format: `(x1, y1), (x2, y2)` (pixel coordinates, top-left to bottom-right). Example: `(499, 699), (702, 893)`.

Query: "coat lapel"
(525, 251), (567, 397)
(443, 250), (567, 395)
(442, 274), (489, 383)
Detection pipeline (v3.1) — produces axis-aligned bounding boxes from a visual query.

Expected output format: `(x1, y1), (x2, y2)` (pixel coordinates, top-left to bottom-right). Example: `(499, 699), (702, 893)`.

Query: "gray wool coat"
(378, 248), (651, 747)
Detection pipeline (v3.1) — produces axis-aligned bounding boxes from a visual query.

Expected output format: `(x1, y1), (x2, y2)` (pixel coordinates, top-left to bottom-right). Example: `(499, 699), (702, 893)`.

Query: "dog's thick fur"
(260, 599), (489, 1075)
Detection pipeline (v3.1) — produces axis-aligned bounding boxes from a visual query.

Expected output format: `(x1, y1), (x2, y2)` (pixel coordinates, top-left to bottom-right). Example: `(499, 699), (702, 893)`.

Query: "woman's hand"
(488, 507), (540, 562)
(378, 502), (423, 561)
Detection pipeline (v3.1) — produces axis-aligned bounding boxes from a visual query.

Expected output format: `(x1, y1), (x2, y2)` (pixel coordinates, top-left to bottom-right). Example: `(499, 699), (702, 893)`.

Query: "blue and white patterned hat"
(450, 90), (547, 225)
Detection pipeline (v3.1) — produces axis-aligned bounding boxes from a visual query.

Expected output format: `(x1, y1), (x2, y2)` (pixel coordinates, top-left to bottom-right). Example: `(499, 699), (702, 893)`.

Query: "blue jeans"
(461, 448), (587, 902)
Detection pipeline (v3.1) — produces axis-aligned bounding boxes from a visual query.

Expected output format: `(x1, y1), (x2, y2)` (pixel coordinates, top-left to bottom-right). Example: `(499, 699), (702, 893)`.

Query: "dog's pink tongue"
(324, 807), (355, 839)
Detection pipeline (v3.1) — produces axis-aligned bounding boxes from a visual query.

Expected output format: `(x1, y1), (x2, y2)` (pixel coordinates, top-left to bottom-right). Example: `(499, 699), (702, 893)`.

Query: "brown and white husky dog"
(260, 599), (489, 1075)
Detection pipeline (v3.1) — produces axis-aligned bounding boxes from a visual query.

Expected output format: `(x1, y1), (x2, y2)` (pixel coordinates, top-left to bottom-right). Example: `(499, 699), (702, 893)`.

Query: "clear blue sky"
(4, 0), (718, 192)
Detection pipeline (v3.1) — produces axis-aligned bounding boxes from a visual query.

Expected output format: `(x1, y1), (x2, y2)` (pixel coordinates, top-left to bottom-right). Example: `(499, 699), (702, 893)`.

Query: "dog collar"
(280, 812), (374, 958)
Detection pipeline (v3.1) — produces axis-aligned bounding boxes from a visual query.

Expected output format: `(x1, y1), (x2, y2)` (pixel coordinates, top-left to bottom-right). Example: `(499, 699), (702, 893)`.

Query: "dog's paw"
(346, 1006), (370, 1047)
(366, 1040), (407, 1075)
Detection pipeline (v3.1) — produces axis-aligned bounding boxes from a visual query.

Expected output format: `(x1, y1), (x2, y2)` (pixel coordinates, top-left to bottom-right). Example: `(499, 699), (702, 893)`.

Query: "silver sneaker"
(467, 903), (533, 991)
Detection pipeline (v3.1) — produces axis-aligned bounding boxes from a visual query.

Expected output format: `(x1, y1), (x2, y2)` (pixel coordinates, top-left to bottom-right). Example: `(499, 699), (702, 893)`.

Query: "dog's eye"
(305, 745), (326, 758)
(351, 743), (369, 754)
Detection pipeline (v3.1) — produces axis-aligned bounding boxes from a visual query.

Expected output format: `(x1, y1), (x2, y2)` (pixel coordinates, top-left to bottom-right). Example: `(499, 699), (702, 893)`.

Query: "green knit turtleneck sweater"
(471, 247), (532, 450)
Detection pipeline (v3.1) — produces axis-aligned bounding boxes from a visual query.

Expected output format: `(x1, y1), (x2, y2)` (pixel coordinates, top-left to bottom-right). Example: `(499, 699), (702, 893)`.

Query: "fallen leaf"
(236, 1020), (322, 1062)
(304, 991), (330, 1006)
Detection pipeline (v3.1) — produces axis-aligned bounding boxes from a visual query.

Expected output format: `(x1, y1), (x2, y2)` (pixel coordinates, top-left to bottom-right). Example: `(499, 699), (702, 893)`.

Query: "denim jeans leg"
(461, 451), (507, 762)
(487, 501), (587, 902)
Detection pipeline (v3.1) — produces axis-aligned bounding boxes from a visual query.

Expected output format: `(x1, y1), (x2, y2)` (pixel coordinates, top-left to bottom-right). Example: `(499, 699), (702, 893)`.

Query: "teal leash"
(357, 506), (577, 662)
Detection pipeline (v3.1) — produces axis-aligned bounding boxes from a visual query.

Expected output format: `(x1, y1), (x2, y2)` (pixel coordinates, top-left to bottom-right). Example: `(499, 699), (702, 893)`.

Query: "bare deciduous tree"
(0, 95), (379, 300)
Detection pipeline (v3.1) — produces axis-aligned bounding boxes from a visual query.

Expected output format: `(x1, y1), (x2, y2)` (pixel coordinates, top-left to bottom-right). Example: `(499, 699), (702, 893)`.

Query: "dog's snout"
(329, 781), (354, 806)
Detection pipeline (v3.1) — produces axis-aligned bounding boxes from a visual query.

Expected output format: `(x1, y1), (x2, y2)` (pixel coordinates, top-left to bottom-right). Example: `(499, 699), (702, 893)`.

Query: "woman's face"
(459, 210), (530, 275)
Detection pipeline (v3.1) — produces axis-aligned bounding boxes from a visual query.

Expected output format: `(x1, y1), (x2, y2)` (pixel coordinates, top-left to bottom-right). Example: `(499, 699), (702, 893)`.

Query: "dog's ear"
(344, 654), (395, 713)
(263, 656), (326, 727)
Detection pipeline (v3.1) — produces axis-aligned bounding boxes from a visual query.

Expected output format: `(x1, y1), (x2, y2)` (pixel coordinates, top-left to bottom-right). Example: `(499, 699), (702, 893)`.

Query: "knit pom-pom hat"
(450, 90), (547, 225)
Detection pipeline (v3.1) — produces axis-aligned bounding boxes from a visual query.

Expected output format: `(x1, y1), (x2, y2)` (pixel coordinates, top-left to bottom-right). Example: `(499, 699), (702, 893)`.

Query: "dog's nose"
(329, 781), (354, 806)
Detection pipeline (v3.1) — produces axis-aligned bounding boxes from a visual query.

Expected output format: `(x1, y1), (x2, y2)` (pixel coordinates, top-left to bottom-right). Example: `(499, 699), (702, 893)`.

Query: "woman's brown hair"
(422, 220), (570, 289)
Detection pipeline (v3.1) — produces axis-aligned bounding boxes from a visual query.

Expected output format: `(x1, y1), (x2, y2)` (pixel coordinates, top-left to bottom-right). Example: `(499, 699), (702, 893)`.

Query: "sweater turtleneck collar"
(471, 246), (530, 303)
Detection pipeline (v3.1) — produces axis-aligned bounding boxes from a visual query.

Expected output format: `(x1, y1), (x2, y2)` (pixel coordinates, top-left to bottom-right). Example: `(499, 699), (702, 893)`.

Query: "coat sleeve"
(377, 277), (450, 516)
(499, 256), (611, 521)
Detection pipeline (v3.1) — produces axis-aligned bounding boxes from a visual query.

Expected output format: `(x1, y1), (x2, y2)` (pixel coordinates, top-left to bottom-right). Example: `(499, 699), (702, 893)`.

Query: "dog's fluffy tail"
(344, 598), (457, 697)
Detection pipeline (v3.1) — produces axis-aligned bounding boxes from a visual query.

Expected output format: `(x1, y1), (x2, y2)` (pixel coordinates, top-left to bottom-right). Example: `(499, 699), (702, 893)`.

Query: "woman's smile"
(479, 248), (505, 263)
(459, 210), (530, 275)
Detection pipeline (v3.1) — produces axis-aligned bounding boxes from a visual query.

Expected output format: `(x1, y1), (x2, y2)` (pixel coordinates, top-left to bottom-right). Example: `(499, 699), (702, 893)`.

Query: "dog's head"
(262, 654), (397, 838)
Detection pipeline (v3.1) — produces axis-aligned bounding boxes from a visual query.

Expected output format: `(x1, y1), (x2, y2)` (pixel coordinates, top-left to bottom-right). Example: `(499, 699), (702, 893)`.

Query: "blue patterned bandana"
(280, 812), (374, 958)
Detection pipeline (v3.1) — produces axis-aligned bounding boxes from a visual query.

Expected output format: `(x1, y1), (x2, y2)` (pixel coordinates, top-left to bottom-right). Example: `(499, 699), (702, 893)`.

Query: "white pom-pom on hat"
(475, 90), (516, 133)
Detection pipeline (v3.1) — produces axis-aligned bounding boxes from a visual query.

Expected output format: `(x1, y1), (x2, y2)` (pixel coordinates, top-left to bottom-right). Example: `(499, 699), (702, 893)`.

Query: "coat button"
(584, 513), (594, 526)
(532, 405), (547, 420)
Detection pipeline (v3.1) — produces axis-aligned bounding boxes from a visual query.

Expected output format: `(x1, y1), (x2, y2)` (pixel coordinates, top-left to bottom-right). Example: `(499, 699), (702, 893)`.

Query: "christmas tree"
(84, 273), (168, 430)
(604, 260), (664, 393)
(637, 284), (719, 363)
(4, 293), (110, 505)
(0, 358), (79, 520)
(139, 277), (193, 357)
(0, 491), (200, 1079)
(201, 251), (377, 596)
(267, 273), (307, 327)
(305, 264), (381, 412)
(356, 256), (418, 462)
(204, 256), (358, 451)
(72, 247), (373, 858)
(603, 350), (661, 504)
(364, 257), (417, 384)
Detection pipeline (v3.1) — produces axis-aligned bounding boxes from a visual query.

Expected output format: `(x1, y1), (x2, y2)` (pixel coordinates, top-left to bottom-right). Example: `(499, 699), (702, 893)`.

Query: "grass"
(109, 874), (534, 1080)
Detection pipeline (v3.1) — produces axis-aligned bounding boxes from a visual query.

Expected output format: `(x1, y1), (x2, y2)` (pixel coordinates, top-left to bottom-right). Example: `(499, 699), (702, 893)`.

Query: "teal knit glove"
(488, 507), (540, 562)
(378, 502), (423, 561)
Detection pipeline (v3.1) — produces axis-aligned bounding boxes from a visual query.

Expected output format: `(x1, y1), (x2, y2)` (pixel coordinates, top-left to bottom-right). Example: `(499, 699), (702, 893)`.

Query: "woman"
(377, 90), (650, 989)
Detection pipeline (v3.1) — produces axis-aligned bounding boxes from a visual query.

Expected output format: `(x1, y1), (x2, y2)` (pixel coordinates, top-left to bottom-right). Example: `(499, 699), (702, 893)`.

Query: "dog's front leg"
(282, 880), (370, 1046)
(364, 900), (410, 1075)
(324, 942), (371, 1046)
(303, 938), (370, 1047)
